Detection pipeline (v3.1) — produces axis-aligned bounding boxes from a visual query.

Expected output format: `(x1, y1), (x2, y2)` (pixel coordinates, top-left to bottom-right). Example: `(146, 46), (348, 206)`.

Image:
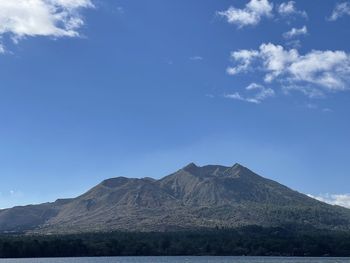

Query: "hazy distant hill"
(1, 163), (350, 234)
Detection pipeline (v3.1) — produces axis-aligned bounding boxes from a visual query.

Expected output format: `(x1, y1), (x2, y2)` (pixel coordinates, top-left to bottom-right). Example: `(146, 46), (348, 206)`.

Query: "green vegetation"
(1, 226), (350, 258)
(2, 164), (350, 235)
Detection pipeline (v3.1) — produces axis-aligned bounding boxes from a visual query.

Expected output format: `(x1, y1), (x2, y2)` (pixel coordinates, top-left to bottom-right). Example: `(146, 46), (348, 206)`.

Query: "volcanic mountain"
(1, 163), (350, 234)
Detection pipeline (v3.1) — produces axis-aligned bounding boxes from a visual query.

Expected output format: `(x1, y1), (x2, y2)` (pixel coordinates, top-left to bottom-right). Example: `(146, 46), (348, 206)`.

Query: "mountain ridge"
(0, 163), (349, 234)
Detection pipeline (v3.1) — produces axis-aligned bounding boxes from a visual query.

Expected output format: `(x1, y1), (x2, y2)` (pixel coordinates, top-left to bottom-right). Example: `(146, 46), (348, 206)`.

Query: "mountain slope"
(1, 163), (350, 234)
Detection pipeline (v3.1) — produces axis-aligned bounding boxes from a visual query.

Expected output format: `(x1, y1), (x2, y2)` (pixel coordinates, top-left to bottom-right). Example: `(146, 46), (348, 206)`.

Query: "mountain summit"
(1, 163), (350, 234)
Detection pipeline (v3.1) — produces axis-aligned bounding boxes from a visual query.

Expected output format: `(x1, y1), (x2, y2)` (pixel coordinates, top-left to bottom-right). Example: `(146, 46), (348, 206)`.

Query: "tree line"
(1, 225), (350, 258)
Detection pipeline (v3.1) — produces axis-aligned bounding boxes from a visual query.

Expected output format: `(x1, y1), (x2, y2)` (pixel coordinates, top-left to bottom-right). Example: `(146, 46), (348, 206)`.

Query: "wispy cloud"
(323, 108), (333, 113)
(0, 0), (94, 50)
(116, 6), (124, 14)
(227, 43), (350, 98)
(306, 103), (318, 110)
(328, 2), (350, 21)
(277, 1), (308, 18)
(285, 40), (301, 49)
(0, 43), (5, 54)
(217, 0), (273, 28)
(8, 189), (24, 199)
(308, 194), (350, 209)
(225, 83), (275, 104)
(283, 26), (308, 39)
(304, 103), (333, 112)
(190, 56), (204, 61)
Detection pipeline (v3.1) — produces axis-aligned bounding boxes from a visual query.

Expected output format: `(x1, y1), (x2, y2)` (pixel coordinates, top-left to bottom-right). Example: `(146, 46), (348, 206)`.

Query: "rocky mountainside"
(1, 163), (350, 234)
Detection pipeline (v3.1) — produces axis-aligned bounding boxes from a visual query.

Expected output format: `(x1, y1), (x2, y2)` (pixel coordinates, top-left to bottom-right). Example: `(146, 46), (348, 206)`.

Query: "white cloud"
(225, 82), (275, 104)
(283, 26), (308, 39)
(278, 1), (308, 18)
(227, 43), (350, 98)
(0, 0), (93, 47)
(217, 0), (273, 28)
(218, 0), (308, 28)
(329, 2), (350, 21)
(308, 194), (350, 209)
(227, 49), (259, 75)
(48, 0), (92, 9)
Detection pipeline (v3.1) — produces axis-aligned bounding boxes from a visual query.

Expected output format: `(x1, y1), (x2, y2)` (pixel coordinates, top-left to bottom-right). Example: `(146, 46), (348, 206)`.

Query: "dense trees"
(1, 226), (350, 258)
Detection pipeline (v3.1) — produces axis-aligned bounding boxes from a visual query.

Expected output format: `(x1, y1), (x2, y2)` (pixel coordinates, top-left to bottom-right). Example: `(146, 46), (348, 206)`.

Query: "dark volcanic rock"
(1, 163), (350, 234)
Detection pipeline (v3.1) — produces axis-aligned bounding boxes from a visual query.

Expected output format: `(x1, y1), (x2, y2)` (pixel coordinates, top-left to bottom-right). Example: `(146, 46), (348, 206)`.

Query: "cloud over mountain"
(308, 194), (350, 209)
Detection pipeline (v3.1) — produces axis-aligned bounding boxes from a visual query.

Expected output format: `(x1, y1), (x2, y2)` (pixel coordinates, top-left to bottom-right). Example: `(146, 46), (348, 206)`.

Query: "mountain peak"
(182, 162), (200, 173)
(184, 162), (198, 168)
(228, 163), (256, 178)
(180, 163), (249, 177)
(100, 177), (131, 188)
(232, 163), (246, 170)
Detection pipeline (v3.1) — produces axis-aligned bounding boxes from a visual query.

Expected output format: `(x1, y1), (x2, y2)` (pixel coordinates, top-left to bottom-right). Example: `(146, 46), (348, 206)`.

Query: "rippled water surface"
(0, 257), (349, 263)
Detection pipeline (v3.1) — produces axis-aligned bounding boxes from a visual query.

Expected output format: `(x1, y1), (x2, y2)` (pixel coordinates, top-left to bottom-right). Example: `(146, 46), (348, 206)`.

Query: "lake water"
(0, 257), (349, 263)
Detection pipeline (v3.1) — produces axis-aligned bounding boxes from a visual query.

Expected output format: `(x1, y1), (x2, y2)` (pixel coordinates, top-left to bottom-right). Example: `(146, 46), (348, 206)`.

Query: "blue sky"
(0, 0), (350, 208)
